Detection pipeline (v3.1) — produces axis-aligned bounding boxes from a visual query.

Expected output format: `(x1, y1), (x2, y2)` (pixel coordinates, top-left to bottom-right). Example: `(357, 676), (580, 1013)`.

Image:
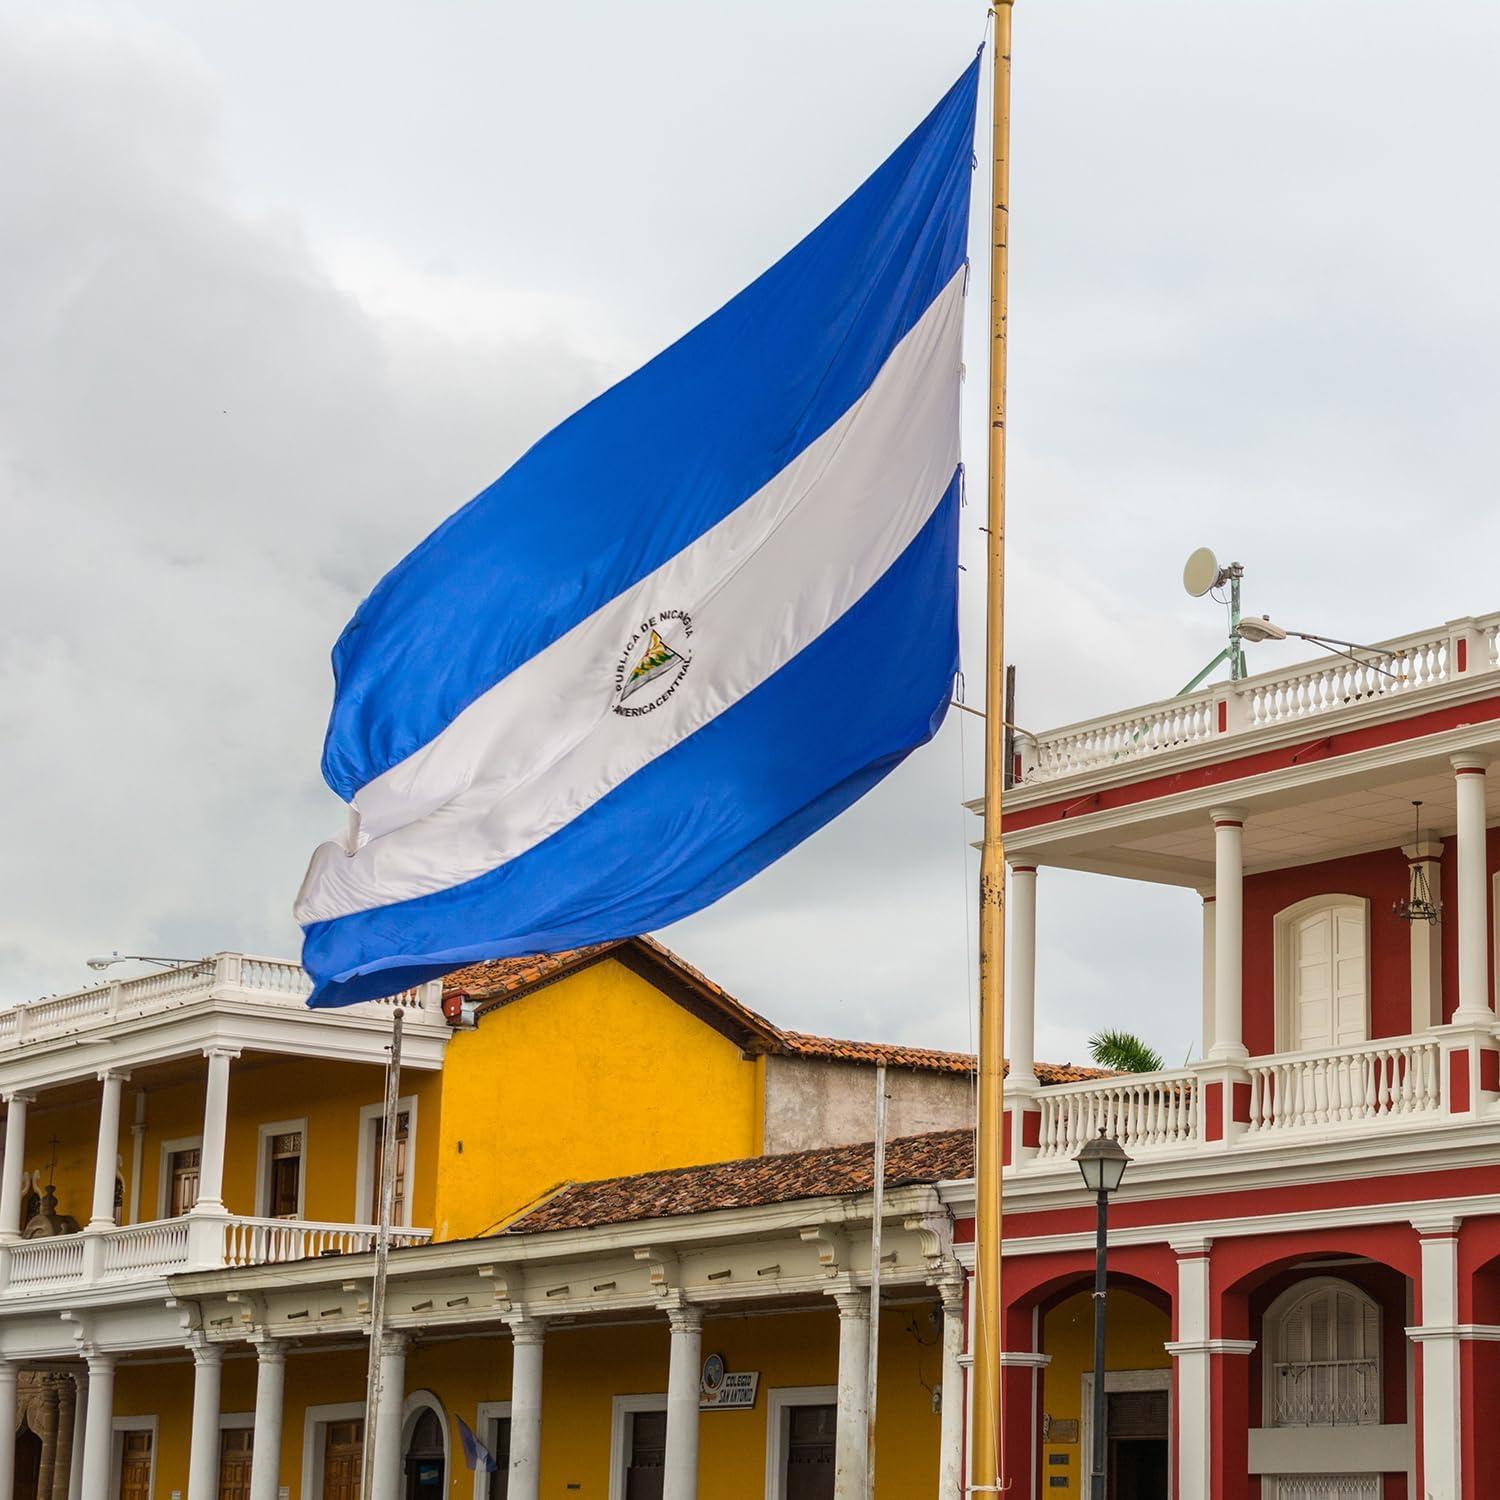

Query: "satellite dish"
(1182, 547), (1221, 598)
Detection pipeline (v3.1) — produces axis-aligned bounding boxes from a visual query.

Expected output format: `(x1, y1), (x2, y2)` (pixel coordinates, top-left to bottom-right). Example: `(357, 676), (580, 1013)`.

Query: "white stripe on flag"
(296, 268), (964, 925)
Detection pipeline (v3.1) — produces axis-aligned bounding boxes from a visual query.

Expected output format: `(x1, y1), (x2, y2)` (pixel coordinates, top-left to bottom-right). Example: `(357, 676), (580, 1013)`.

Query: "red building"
(961, 611), (1500, 1500)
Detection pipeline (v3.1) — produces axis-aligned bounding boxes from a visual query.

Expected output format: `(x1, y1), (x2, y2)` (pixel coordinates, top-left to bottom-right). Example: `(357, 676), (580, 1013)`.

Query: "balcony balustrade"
(1015, 613), (1500, 788)
(0, 952), (444, 1052)
(1011, 1027), (1488, 1178)
(0, 1213), (434, 1294)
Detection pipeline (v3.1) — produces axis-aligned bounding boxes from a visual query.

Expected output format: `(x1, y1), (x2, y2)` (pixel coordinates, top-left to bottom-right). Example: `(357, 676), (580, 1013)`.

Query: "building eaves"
(504, 1128), (975, 1236)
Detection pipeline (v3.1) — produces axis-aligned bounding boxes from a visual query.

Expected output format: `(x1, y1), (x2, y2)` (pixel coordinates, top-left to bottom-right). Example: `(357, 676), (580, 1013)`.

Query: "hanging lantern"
(1393, 800), (1442, 924)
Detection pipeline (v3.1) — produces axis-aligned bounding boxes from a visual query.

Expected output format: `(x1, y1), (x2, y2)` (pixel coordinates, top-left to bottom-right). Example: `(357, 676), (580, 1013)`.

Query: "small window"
(169, 1148), (201, 1216)
(266, 1131), (303, 1219)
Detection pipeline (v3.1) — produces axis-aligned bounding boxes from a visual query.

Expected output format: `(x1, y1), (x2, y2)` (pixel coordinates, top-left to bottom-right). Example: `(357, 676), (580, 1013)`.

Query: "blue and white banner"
(297, 58), (980, 1006)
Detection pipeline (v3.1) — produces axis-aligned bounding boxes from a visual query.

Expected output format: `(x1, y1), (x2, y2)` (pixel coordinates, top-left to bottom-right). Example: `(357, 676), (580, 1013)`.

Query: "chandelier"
(1393, 800), (1442, 924)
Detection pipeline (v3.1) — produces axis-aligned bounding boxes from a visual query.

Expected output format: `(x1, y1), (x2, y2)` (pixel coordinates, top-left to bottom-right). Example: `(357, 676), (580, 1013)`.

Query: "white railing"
(0, 1215), (436, 1293)
(6, 1234), (86, 1287)
(1019, 612), (1500, 786)
(222, 1217), (432, 1267)
(1271, 1357), (1380, 1427)
(99, 1218), (191, 1277)
(0, 953), (445, 1049)
(1035, 1070), (1200, 1160)
(1247, 1039), (1442, 1133)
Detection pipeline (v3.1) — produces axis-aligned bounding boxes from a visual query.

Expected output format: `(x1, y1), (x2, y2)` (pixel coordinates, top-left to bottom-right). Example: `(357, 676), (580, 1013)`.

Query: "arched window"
(1274, 896), (1369, 1052)
(1264, 1277), (1381, 1428)
(403, 1397), (447, 1500)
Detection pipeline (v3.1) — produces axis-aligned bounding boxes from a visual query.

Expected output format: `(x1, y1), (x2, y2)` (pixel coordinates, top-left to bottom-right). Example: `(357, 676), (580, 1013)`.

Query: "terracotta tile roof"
(775, 1031), (1105, 1086)
(507, 1129), (975, 1236)
(443, 936), (1105, 1085)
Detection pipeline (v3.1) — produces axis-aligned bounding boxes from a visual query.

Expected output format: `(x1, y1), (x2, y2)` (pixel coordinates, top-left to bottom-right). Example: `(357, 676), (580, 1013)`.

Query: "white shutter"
(1331, 907), (1369, 1045)
(1292, 910), (1334, 1050)
(1290, 903), (1367, 1052)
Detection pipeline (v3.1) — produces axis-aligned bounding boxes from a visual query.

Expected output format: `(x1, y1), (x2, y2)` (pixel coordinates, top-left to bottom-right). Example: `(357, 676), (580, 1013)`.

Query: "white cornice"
(938, 1114), (1500, 1219)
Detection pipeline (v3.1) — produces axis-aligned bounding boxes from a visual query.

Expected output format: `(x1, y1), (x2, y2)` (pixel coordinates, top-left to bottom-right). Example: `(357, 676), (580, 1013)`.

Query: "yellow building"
(0, 939), (1098, 1500)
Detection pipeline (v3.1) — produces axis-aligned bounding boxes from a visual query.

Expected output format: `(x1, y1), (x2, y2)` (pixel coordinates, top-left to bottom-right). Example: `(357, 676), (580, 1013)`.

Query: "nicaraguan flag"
(297, 58), (980, 1005)
(455, 1414), (497, 1474)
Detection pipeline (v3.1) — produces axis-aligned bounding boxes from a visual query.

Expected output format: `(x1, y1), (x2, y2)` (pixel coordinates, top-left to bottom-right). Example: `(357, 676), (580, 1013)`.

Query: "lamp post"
(1075, 1129), (1131, 1499)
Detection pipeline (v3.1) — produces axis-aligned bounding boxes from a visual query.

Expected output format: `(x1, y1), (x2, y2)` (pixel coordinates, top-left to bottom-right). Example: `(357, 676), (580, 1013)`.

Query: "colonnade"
(0, 1046), (241, 1255)
(152, 1279), (967, 1500)
(1004, 755), (1495, 1100)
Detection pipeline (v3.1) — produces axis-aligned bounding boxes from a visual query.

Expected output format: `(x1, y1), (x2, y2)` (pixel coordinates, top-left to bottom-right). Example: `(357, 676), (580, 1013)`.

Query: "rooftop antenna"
(1179, 547), (1247, 694)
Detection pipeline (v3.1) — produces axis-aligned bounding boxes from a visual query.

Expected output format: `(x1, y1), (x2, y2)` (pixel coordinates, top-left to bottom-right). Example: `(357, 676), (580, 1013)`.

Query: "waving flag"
(455, 1414), (497, 1474)
(297, 58), (980, 1006)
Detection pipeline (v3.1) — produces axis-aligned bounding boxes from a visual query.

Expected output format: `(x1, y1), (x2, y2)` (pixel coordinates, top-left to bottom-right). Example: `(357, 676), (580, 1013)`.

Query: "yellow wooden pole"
(970, 2), (1013, 1492)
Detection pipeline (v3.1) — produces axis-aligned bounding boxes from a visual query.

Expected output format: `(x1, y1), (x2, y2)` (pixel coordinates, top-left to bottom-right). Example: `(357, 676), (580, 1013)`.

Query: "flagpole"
(866, 1060), (888, 1498)
(971, 2), (1014, 1493)
(361, 1007), (404, 1500)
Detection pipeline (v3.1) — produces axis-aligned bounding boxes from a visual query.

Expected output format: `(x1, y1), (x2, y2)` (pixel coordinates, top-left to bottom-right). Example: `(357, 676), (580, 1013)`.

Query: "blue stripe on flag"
(320, 59), (979, 800)
(304, 472), (960, 1005)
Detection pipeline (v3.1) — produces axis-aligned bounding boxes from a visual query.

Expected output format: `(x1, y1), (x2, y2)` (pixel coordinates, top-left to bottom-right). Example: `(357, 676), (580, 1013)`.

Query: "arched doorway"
(13, 1424), (43, 1500)
(403, 1407), (445, 1500)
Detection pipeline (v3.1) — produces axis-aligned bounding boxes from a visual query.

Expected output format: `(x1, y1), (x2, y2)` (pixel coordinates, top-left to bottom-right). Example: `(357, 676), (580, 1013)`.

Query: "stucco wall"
(762, 1054), (972, 1155)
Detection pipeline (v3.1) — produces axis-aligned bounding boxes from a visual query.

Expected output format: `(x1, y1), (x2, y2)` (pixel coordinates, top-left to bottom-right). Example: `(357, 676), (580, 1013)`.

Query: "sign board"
(700, 1352), (760, 1410)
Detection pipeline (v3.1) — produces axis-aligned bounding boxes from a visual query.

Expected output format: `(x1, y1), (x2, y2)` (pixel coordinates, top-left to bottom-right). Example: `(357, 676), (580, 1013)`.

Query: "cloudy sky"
(4, 0), (1500, 1069)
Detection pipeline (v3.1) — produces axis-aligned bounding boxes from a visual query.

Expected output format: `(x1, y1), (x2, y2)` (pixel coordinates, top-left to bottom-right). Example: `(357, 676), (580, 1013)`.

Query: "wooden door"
(485, 1418), (511, 1500)
(370, 1112), (409, 1224)
(323, 1419), (364, 1500)
(1291, 904), (1366, 1050)
(169, 1148), (202, 1216)
(785, 1405), (836, 1500)
(624, 1410), (666, 1500)
(13, 1426), (42, 1500)
(119, 1430), (152, 1500)
(219, 1428), (253, 1500)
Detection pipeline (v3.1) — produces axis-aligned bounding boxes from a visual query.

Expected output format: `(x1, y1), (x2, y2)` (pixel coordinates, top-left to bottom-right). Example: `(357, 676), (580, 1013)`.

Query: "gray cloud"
(5, 1), (1500, 1077)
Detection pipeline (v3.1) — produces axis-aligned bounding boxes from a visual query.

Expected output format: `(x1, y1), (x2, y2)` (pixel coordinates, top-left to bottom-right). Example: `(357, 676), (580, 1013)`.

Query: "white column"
(186, 1339), (223, 1500)
(1210, 808), (1248, 1060)
(0, 1093), (34, 1241)
(506, 1316), (546, 1500)
(1452, 757), (1491, 1023)
(67, 1372), (87, 1500)
(1007, 864), (1039, 1090)
(79, 1353), (116, 1500)
(1412, 1221), (1462, 1500)
(87, 1070), (128, 1230)
(248, 1338), (286, 1500)
(937, 1279), (965, 1500)
(1167, 1239), (1213, 1499)
(370, 1332), (408, 1500)
(1200, 895), (1217, 1057)
(0, 1361), (17, 1500)
(831, 1288), (870, 1500)
(194, 1048), (236, 1214)
(127, 1090), (147, 1225)
(663, 1303), (703, 1500)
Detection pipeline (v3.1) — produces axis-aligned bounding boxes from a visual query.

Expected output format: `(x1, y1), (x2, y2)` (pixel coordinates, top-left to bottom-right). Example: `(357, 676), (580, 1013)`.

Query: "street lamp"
(1075, 1129), (1131, 1499)
(85, 952), (209, 973)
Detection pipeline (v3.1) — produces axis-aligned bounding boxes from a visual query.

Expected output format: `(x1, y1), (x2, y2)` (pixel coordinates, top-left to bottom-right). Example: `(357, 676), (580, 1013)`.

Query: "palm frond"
(1087, 1028), (1164, 1075)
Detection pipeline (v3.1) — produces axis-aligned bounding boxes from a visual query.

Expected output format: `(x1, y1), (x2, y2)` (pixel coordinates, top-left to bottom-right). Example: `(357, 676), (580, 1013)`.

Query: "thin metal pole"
(361, 1006), (403, 1500)
(972, 1), (1014, 1492)
(1090, 1188), (1109, 1499)
(866, 1061), (888, 1498)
